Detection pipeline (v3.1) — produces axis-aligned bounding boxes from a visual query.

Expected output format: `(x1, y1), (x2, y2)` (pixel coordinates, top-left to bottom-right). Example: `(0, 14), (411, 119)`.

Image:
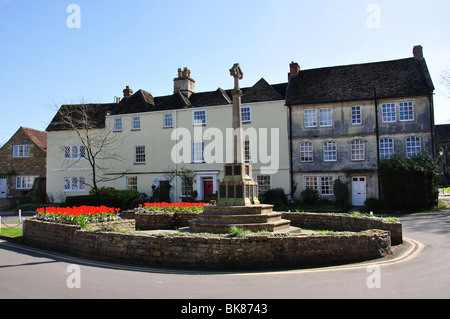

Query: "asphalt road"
(1, 204), (449, 301)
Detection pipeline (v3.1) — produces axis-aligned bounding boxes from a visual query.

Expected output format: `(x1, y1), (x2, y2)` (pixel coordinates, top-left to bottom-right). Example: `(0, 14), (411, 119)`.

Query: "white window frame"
(304, 176), (334, 195)
(114, 118), (123, 131)
(382, 103), (396, 123)
(242, 106), (251, 123)
(320, 176), (334, 195)
(399, 101), (414, 122)
(405, 136), (421, 158)
(127, 176), (138, 191)
(351, 105), (362, 125)
(193, 110), (207, 126)
(257, 175), (271, 193)
(134, 146), (146, 164)
(379, 138), (394, 159)
(192, 141), (205, 163)
(16, 176), (36, 190)
(319, 108), (332, 127)
(63, 177), (86, 192)
(300, 141), (314, 163)
(13, 145), (29, 158)
(351, 139), (365, 161)
(304, 176), (319, 191)
(132, 117), (141, 130)
(304, 109), (317, 128)
(163, 113), (173, 128)
(323, 141), (337, 162)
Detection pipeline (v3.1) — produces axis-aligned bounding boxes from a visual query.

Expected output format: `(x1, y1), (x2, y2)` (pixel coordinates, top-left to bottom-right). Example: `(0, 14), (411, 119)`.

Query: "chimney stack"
(413, 45), (423, 60)
(174, 67), (195, 98)
(123, 85), (133, 98)
(288, 62), (300, 80)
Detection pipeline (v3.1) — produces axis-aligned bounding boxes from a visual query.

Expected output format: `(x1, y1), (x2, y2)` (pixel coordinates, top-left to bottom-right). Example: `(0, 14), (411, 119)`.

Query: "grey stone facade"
(286, 46), (435, 205)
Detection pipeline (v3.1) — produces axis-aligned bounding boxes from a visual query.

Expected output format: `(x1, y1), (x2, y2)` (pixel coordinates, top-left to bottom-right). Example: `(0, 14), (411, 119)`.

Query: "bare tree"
(49, 97), (127, 194)
(442, 69), (450, 97)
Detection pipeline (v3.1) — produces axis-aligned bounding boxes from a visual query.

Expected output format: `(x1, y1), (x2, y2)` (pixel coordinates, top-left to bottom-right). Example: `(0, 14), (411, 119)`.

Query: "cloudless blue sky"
(1, 0), (449, 144)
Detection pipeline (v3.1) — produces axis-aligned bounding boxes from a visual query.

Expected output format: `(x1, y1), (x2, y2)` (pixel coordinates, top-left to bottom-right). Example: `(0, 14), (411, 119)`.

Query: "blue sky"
(1, 0), (449, 144)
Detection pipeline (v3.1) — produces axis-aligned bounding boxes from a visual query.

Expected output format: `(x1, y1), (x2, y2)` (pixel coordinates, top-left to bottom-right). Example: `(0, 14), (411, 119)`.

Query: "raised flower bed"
(134, 202), (208, 230)
(135, 202), (207, 214)
(35, 205), (122, 226)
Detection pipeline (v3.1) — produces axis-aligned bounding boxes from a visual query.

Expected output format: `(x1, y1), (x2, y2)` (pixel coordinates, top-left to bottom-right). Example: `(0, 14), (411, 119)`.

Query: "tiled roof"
(21, 127), (47, 151)
(285, 57), (434, 105)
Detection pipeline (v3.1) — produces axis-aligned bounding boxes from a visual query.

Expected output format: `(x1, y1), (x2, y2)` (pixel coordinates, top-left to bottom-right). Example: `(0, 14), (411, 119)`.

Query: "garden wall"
(23, 219), (391, 270)
(126, 211), (403, 245)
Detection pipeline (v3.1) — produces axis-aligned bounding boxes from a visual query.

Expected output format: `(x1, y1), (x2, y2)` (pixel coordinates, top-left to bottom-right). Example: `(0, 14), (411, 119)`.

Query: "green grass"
(0, 225), (22, 238)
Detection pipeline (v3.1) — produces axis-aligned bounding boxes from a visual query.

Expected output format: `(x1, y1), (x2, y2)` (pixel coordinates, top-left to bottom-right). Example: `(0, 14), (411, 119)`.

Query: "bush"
(333, 179), (349, 207)
(259, 188), (288, 209)
(378, 153), (439, 210)
(66, 187), (143, 210)
(361, 198), (386, 213)
(300, 188), (319, 205)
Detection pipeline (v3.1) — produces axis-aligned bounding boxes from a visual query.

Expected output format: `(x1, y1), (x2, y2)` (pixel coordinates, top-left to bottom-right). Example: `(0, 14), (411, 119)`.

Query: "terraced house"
(285, 45), (435, 205)
(46, 68), (290, 203)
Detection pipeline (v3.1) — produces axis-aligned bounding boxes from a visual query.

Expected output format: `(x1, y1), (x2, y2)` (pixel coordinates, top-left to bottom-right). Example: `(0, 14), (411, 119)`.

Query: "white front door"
(0, 177), (7, 198)
(352, 177), (367, 206)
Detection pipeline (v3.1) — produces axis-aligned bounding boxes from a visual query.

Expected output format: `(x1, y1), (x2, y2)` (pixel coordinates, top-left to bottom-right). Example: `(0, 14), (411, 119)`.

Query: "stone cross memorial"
(188, 64), (293, 234)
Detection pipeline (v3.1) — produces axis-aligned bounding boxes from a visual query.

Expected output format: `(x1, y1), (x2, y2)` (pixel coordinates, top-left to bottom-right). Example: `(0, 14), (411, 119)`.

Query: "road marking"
(0, 238), (424, 276)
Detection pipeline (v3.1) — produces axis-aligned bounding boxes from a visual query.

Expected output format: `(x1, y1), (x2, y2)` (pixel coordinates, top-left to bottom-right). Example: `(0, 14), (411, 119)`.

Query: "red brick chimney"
(288, 62), (300, 79)
(123, 85), (133, 98)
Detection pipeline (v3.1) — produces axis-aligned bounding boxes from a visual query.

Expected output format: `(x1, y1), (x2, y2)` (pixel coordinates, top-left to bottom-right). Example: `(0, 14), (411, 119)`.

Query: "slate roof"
(46, 103), (116, 132)
(285, 57), (435, 106)
(47, 78), (287, 131)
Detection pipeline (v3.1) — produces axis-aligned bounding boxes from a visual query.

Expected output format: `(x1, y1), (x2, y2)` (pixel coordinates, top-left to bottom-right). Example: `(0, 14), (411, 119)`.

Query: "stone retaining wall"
(23, 218), (391, 270)
(127, 211), (402, 245)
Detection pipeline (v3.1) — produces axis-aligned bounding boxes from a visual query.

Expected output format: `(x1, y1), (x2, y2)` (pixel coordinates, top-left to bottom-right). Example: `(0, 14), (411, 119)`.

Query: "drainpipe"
(174, 109), (178, 202)
(374, 88), (381, 199)
(288, 105), (294, 200)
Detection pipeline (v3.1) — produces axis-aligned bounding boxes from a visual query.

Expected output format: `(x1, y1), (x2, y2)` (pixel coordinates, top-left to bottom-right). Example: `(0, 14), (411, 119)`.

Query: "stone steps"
(188, 204), (294, 234)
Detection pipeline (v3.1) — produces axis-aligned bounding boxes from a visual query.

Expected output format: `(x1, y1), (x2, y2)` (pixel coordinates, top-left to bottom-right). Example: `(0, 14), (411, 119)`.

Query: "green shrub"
(378, 153), (439, 210)
(333, 179), (349, 207)
(259, 188), (288, 209)
(300, 188), (319, 205)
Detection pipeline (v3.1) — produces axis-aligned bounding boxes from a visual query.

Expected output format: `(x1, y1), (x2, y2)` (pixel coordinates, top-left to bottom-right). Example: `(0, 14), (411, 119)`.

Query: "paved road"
(1, 205), (449, 300)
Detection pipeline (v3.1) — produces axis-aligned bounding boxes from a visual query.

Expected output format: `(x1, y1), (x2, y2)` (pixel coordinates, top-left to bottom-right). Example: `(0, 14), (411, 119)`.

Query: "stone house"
(0, 127), (47, 209)
(285, 45), (435, 206)
(46, 68), (290, 203)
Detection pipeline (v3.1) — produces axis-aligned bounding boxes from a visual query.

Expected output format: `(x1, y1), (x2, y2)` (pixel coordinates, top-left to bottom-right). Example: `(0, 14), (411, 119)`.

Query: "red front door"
(203, 180), (214, 197)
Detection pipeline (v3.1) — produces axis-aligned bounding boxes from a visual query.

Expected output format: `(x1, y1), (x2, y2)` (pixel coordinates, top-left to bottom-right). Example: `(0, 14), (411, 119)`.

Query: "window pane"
(406, 136), (421, 158)
(135, 146), (146, 163)
(399, 101), (414, 121)
(319, 108), (332, 127)
(351, 106), (362, 125)
(242, 106), (251, 123)
(321, 176), (334, 195)
(382, 103), (396, 122)
(379, 138), (394, 159)
(193, 110), (206, 125)
(351, 139), (365, 161)
(300, 142), (313, 162)
(304, 109), (317, 127)
(323, 141), (337, 161)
